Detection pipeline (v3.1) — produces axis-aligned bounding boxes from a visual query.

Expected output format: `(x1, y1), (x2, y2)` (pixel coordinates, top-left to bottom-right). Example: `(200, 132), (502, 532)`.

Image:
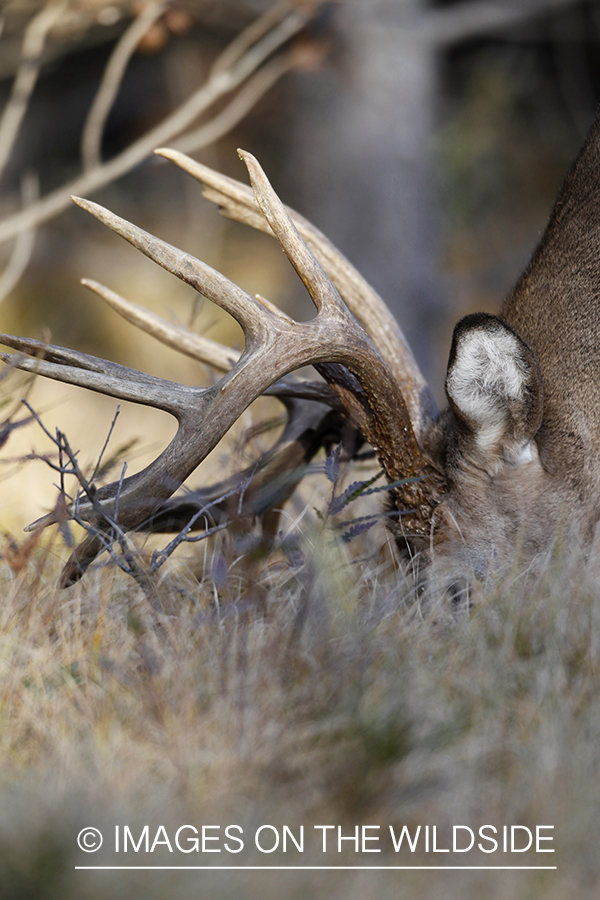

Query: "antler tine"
(234, 151), (433, 485)
(239, 149), (338, 315)
(5, 156), (442, 581)
(0, 332), (131, 374)
(81, 278), (239, 373)
(0, 335), (191, 414)
(5, 175), (368, 535)
(71, 196), (284, 351)
(156, 146), (439, 440)
(79, 279), (342, 408)
(0, 326), (340, 410)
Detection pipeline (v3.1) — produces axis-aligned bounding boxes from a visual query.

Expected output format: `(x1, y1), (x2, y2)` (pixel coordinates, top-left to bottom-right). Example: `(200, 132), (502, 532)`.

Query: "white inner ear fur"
(447, 327), (531, 456)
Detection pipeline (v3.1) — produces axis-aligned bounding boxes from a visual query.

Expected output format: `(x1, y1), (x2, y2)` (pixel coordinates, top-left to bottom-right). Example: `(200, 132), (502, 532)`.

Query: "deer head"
(2, 112), (600, 587)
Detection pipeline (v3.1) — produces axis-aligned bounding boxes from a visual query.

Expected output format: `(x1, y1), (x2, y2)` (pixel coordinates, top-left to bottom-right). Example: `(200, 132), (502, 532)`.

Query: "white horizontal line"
(75, 866), (558, 871)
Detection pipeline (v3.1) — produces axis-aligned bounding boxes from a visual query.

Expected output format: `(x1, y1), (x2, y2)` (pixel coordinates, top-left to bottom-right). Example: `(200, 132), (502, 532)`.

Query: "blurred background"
(0, 0), (599, 532)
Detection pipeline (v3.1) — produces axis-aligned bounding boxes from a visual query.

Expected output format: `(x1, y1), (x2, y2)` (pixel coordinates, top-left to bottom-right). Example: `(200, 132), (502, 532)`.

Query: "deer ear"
(445, 313), (543, 468)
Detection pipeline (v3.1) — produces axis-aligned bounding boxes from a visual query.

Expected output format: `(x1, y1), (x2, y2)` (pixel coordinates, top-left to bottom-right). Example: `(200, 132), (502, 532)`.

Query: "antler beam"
(1, 150), (443, 580)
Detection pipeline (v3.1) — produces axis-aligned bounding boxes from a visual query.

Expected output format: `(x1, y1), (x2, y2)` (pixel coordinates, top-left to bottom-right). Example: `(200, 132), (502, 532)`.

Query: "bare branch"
(0, 4), (309, 245)
(24, 400), (160, 596)
(0, 1), (67, 182)
(81, 0), (167, 172)
(170, 52), (292, 158)
(90, 405), (121, 483)
(0, 171), (39, 304)
(210, 0), (296, 77)
(148, 484), (239, 574)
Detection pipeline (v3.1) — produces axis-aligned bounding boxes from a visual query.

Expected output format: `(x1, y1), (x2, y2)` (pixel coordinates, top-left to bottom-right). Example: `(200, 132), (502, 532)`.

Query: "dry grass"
(0, 492), (598, 898)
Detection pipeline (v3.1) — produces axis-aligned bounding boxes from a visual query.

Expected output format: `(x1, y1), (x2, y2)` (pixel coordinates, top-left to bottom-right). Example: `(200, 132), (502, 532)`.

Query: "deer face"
(382, 314), (551, 578)
(436, 112), (600, 576)
(434, 314), (547, 567)
(2, 115), (600, 587)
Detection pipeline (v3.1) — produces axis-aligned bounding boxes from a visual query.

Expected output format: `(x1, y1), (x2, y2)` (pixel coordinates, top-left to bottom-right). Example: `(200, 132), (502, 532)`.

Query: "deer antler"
(155, 147), (439, 443)
(1, 150), (443, 581)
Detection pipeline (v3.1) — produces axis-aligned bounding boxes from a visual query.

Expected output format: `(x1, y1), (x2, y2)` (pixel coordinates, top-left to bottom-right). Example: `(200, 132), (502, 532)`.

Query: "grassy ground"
(0, 499), (598, 899)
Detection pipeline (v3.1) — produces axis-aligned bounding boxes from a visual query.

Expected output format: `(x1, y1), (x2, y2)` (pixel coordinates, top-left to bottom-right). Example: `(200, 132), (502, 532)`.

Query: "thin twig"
(25, 399), (158, 598)
(147, 476), (255, 573)
(81, 0), (167, 172)
(67, 446), (158, 603)
(0, 1), (67, 181)
(149, 519), (227, 573)
(171, 52), (292, 157)
(0, 5), (308, 246)
(210, 0), (294, 76)
(0, 171), (39, 304)
(22, 397), (219, 595)
(90, 405), (121, 483)
(113, 461), (127, 524)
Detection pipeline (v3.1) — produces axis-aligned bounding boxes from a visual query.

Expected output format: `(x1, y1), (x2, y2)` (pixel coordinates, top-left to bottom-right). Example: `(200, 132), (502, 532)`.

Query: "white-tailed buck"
(3, 112), (600, 586)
